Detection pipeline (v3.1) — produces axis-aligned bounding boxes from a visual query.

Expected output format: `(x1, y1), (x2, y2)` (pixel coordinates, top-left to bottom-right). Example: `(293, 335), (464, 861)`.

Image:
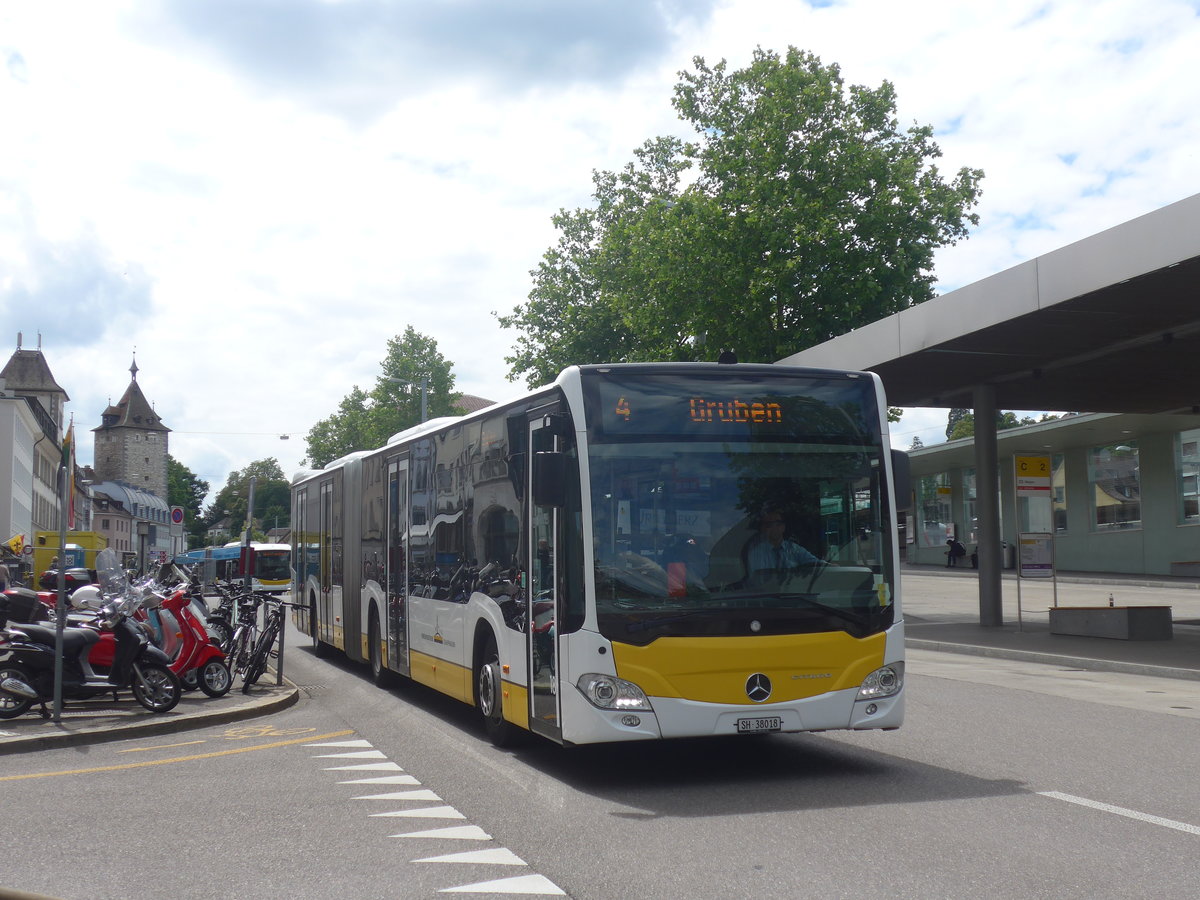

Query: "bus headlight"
(857, 663), (903, 700)
(576, 674), (652, 711)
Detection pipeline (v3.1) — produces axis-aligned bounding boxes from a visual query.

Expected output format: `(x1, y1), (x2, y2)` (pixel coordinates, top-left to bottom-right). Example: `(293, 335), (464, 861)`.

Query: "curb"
(906, 638), (1200, 682)
(0, 684), (300, 756)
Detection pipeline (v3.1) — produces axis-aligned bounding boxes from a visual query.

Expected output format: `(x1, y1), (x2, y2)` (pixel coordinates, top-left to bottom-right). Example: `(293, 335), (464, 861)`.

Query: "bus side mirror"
(890, 449), (911, 511)
(532, 452), (568, 508)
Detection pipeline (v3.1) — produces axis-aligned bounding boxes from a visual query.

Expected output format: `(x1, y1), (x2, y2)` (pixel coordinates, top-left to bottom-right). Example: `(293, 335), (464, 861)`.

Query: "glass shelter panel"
(1089, 442), (1141, 530)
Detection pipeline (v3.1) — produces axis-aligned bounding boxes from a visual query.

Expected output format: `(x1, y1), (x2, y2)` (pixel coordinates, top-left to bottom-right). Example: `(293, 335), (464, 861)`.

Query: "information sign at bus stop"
(1018, 532), (1054, 578)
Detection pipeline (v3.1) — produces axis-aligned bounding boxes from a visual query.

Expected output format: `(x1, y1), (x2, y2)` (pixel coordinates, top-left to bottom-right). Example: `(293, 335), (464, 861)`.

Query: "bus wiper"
(777, 594), (872, 630)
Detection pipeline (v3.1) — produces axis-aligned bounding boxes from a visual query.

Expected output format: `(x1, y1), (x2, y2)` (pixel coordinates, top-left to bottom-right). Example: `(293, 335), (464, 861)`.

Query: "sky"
(3, 0), (1199, 505)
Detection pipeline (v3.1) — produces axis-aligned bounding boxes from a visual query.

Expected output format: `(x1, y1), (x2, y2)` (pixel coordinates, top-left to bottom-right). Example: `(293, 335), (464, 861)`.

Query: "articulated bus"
(175, 542), (292, 594)
(291, 363), (909, 747)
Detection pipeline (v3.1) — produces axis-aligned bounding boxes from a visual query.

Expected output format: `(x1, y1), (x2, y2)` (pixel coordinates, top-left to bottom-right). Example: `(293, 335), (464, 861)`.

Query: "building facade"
(907, 412), (1200, 576)
(91, 357), (170, 502)
(0, 340), (69, 549)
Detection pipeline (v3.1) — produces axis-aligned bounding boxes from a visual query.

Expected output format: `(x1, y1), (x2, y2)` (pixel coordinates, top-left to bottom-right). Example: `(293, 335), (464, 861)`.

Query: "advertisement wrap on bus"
(291, 363), (909, 747)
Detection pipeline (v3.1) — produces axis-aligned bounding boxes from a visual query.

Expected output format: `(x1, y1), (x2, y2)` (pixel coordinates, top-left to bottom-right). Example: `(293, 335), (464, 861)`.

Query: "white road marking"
(353, 790), (441, 801)
(1039, 791), (1200, 836)
(416, 848), (526, 865)
(311, 749), (388, 759)
(304, 735), (566, 895)
(369, 805), (467, 819)
(322, 761), (404, 771)
(439, 874), (565, 895)
(338, 775), (420, 785)
(392, 826), (493, 840)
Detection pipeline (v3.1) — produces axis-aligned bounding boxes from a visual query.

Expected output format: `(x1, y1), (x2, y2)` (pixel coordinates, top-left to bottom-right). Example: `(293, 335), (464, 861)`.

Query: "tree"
(909, 436), (924, 451)
(947, 411), (1048, 441)
(167, 455), (209, 549)
(204, 458), (289, 541)
(303, 327), (459, 469)
(497, 46), (983, 387)
(945, 408), (971, 441)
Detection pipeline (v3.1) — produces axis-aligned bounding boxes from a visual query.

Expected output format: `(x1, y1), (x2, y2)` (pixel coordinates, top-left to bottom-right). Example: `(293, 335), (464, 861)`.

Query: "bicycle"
(225, 592), (263, 683)
(240, 596), (293, 692)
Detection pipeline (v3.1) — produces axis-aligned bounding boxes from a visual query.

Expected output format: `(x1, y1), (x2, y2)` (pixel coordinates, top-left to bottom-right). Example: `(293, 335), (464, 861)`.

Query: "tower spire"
(130, 352), (138, 381)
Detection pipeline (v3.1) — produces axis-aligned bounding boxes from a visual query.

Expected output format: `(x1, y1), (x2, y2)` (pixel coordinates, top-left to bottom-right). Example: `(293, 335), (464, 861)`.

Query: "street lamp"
(385, 376), (428, 423)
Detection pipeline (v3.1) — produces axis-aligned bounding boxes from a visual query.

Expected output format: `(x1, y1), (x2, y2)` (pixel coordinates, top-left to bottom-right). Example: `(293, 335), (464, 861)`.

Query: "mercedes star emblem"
(745, 673), (772, 703)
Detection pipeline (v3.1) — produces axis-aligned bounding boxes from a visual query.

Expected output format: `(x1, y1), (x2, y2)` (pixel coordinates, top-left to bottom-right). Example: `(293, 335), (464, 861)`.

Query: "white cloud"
(3, 0), (1198, 501)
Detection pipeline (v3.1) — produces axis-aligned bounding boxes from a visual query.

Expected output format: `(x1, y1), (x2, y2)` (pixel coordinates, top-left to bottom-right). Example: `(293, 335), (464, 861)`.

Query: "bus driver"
(746, 506), (822, 581)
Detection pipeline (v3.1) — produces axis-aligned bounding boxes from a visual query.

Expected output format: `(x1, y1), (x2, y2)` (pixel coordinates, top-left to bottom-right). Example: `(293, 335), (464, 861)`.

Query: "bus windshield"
(584, 371), (894, 645)
(255, 549), (291, 581)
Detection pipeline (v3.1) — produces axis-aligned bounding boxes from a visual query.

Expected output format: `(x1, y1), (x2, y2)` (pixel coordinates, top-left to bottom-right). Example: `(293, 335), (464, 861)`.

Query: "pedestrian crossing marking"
(322, 762), (404, 771)
(416, 848), (526, 866)
(439, 874), (565, 895)
(311, 749), (388, 759)
(338, 775), (420, 785)
(303, 732), (565, 895)
(369, 805), (467, 819)
(353, 790), (441, 801)
(391, 825), (492, 840)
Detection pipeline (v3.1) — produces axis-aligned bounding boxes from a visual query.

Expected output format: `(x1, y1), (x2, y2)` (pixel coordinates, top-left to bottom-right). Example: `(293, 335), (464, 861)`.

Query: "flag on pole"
(62, 418), (76, 530)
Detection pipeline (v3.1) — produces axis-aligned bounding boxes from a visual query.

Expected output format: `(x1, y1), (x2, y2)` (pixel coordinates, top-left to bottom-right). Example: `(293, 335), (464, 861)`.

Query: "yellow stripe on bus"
(612, 632), (886, 704)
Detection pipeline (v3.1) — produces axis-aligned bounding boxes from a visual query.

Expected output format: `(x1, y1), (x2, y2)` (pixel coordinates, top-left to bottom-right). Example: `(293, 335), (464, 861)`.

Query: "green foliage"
(498, 46), (983, 386)
(303, 326), (460, 469)
(947, 411), (1048, 441)
(204, 458), (290, 540)
(167, 455), (209, 547)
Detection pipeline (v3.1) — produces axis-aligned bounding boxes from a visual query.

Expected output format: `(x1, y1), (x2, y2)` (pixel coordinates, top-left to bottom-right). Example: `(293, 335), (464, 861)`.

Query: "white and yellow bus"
(291, 363), (909, 746)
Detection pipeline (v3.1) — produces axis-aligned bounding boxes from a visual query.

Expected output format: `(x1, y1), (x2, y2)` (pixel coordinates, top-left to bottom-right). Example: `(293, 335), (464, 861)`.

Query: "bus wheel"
(476, 636), (515, 748)
(368, 608), (392, 687)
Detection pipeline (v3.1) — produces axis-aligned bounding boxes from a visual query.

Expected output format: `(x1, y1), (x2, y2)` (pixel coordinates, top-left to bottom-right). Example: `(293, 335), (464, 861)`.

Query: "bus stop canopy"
(778, 192), (1200, 417)
(778, 192), (1200, 627)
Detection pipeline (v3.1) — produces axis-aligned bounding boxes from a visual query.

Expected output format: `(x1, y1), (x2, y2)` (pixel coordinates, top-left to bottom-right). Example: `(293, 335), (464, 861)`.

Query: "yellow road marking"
(0, 729), (355, 782)
(118, 740), (207, 753)
(222, 724), (317, 740)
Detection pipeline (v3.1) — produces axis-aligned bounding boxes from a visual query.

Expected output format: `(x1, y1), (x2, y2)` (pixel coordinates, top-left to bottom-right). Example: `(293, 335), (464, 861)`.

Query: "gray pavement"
(2, 564), (1197, 754)
(0, 678), (298, 755)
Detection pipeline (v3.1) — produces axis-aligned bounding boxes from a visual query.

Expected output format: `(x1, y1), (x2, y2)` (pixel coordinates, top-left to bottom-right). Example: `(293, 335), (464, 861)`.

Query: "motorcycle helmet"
(71, 584), (106, 611)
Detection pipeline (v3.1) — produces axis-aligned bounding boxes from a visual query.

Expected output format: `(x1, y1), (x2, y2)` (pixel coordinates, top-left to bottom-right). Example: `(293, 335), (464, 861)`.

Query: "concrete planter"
(1048, 606), (1173, 641)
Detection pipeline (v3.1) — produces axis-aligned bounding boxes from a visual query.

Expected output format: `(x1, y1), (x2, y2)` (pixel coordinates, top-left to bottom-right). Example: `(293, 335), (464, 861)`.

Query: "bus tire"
(368, 606), (392, 687)
(476, 635), (516, 748)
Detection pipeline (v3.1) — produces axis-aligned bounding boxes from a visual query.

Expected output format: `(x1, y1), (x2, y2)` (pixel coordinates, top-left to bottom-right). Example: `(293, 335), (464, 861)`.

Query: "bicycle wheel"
(241, 619), (279, 692)
(226, 625), (252, 680)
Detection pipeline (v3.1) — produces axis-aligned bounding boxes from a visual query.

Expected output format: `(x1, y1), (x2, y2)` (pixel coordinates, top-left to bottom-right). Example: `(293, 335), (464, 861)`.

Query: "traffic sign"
(170, 506), (185, 525)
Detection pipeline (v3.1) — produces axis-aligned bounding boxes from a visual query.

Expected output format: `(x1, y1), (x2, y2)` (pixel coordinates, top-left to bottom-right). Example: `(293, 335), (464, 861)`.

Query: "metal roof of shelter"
(779, 193), (1200, 416)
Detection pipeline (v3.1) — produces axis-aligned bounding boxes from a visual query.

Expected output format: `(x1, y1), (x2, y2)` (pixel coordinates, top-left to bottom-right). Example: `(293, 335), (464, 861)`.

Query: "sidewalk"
(0, 678), (298, 755)
(902, 563), (1200, 681)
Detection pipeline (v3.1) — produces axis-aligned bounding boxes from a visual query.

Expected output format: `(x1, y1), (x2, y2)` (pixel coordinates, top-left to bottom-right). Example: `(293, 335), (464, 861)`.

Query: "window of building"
(1089, 442), (1140, 530)
(102, 518), (110, 529)
(1052, 453), (1067, 532)
(1177, 429), (1200, 523)
(916, 473), (952, 547)
(963, 469), (977, 544)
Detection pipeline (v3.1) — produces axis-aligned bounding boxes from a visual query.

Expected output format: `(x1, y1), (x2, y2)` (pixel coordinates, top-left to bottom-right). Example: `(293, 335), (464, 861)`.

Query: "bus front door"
(527, 410), (561, 742)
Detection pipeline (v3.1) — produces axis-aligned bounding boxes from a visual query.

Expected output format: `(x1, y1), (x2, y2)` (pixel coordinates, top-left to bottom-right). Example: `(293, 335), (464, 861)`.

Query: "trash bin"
(1001, 541), (1015, 569)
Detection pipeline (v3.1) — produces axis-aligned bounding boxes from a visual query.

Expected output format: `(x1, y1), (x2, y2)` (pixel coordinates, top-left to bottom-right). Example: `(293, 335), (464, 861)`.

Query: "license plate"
(736, 716), (781, 734)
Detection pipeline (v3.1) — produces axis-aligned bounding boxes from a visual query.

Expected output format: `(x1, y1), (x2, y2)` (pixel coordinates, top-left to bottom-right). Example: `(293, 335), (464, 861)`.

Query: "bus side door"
(527, 408), (563, 742)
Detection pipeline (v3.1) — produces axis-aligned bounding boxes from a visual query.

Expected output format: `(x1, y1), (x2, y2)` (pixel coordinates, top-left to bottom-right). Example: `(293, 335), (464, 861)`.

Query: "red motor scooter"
(73, 581), (232, 698)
